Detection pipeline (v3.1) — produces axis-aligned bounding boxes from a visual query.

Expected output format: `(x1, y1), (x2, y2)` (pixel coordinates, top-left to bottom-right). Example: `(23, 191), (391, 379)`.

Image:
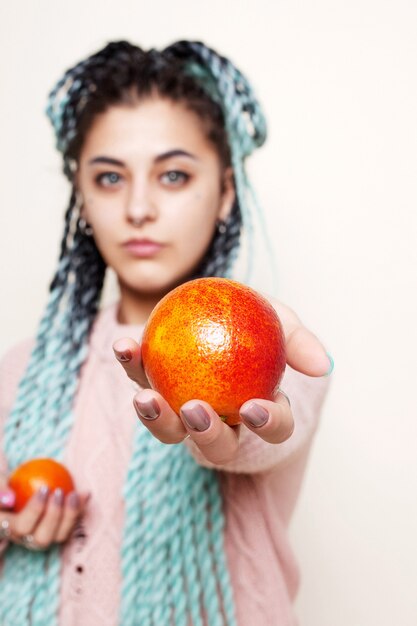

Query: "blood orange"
(141, 277), (286, 426)
(8, 458), (75, 512)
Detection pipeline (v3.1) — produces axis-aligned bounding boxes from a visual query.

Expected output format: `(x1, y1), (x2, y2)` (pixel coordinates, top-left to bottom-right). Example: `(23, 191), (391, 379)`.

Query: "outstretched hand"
(113, 298), (332, 466)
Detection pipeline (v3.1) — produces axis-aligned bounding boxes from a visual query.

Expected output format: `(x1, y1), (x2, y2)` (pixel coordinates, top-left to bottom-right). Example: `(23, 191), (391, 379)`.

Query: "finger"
(133, 389), (187, 444)
(269, 299), (333, 377)
(180, 401), (241, 465)
(239, 391), (294, 444)
(0, 488), (16, 511)
(55, 491), (90, 544)
(286, 325), (333, 377)
(30, 488), (66, 548)
(0, 473), (15, 511)
(12, 486), (50, 538)
(113, 337), (150, 388)
(0, 514), (12, 541)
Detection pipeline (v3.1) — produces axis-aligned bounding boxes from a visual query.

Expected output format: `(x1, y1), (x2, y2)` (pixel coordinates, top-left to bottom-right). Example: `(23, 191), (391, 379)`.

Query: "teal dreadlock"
(0, 40), (268, 626)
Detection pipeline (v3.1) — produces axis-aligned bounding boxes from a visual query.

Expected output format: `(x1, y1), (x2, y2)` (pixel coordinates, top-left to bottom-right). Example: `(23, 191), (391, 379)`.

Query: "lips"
(123, 239), (164, 258)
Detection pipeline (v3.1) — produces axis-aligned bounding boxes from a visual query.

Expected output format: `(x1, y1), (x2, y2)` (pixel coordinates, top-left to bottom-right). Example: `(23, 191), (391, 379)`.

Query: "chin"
(121, 268), (196, 298)
(116, 245), (211, 290)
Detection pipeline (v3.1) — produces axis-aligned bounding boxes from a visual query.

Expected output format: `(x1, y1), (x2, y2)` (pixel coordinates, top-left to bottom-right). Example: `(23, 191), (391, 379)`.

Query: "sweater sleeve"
(0, 338), (35, 556)
(182, 365), (331, 474)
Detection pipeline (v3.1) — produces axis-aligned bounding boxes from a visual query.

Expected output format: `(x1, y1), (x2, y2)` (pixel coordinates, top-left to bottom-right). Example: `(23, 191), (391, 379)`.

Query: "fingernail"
(134, 398), (160, 420)
(181, 405), (211, 432)
(277, 388), (291, 408)
(36, 486), (50, 502)
(115, 349), (132, 362)
(0, 490), (15, 508)
(324, 353), (334, 377)
(53, 488), (64, 506)
(240, 402), (269, 428)
(67, 492), (80, 509)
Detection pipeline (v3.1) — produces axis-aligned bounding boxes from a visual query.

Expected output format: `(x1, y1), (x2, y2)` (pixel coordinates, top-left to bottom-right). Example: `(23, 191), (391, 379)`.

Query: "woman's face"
(77, 97), (235, 304)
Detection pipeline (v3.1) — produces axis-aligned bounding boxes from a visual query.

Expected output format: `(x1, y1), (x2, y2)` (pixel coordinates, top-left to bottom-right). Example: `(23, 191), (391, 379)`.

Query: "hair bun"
(164, 40), (267, 158)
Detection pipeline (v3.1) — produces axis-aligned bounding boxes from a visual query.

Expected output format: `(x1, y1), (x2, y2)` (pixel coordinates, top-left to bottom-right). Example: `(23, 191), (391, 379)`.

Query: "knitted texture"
(0, 307), (332, 625)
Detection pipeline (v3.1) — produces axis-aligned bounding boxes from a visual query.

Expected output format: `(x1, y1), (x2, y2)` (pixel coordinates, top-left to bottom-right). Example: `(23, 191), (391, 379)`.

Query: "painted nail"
(53, 488), (64, 506)
(240, 402), (269, 428)
(67, 492), (80, 509)
(324, 353), (334, 377)
(115, 349), (132, 362)
(0, 490), (16, 509)
(276, 388), (291, 408)
(181, 405), (211, 432)
(36, 486), (50, 502)
(134, 398), (160, 420)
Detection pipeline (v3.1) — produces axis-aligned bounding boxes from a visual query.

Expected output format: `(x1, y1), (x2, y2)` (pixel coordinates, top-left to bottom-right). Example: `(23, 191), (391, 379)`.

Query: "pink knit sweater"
(0, 303), (329, 626)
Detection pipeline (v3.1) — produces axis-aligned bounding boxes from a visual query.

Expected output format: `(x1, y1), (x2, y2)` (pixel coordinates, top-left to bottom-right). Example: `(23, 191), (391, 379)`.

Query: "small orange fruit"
(141, 277), (286, 426)
(8, 458), (75, 512)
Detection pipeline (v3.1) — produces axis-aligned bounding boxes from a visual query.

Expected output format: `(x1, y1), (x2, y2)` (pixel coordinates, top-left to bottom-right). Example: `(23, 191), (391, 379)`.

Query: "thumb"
(0, 473), (15, 510)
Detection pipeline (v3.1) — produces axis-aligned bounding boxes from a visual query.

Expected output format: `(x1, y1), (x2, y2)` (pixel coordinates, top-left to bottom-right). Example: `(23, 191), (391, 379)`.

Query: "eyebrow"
(155, 149), (198, 163)
(88, 149), (198, 167)
(88, 156), (125, 167)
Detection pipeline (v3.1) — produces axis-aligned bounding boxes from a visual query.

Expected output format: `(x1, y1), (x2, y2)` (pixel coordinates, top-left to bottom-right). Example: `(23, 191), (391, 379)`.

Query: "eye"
(95, 172), (123, 187)
(160, 170), (190, 186)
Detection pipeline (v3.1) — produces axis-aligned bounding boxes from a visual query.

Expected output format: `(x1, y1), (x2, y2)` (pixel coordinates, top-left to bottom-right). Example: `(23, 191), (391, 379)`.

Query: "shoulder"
(0, 337), (35, 377)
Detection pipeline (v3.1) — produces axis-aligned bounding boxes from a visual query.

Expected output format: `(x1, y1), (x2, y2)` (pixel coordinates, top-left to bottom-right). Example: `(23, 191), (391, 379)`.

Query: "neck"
(116, 282), (165, 325)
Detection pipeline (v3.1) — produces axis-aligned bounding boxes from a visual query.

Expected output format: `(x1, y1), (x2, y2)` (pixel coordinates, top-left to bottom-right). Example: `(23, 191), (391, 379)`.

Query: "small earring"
(75, 190), (84, 210)
(78, 217), (94, 237)
(216, 220), (227, 235)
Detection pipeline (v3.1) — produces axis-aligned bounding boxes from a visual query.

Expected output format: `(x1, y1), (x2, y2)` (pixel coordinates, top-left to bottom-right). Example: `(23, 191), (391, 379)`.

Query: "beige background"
(1, 1), (416, 624)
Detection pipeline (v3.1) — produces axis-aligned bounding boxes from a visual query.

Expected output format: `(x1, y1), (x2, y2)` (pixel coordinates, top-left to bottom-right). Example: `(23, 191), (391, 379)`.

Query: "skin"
(0, 473), (90, 549)
(0, 95), (331, 548)
(77, 97), (235, 325)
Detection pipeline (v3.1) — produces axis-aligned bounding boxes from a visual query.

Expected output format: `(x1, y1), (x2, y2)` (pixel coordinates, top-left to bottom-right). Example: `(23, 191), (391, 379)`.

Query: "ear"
(217, 167), (236, 222)
(73, 175), (87, 219)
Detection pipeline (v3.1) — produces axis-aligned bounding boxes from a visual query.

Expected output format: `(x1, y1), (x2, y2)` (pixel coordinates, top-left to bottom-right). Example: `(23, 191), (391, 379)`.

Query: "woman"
(0, 40), (332, 625)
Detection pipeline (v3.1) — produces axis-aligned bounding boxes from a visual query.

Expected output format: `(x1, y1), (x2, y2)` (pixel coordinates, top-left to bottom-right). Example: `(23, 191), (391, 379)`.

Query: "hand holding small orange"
(0, 459), (90, 550)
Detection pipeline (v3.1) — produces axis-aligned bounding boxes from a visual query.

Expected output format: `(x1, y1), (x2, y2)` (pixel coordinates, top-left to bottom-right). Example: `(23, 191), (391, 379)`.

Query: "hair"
(0, 40), (267, 625)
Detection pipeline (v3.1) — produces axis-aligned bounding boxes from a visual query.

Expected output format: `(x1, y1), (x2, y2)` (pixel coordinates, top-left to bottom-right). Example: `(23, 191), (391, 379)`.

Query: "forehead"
(80, 97), (216, 161)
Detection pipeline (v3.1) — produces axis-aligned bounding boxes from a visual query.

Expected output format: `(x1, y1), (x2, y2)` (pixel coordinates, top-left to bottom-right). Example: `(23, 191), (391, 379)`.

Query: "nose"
(125, 178), (157, 227)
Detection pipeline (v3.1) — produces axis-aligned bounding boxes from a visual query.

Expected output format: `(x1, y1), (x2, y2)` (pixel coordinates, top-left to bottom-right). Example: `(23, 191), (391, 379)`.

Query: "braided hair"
(0, 41), (268, 626)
